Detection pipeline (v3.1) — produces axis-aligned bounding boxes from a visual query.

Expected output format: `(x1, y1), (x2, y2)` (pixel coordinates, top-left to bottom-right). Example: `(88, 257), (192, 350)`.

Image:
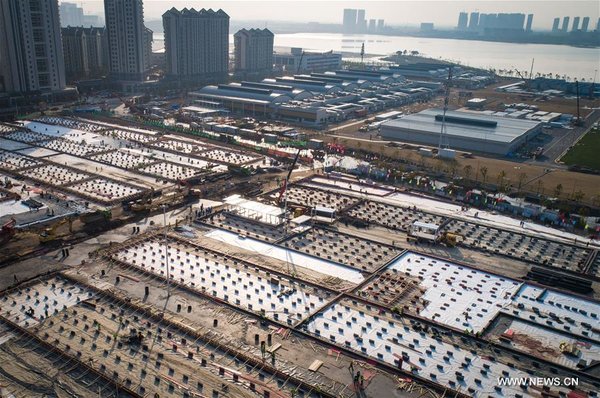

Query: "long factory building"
(380, 108), (543, 155)
(190, 69), (440, 127)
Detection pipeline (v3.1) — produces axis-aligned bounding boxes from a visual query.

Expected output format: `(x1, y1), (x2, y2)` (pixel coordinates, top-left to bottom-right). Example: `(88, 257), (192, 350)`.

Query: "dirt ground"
(320, 135), (600, 205)
(466, 79), (600, 117)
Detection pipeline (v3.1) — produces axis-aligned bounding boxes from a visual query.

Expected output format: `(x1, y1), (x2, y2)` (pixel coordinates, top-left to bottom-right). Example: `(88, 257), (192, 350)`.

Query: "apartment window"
(32, 29), (44, 42)
(34, 44), (46, 57)
(29, 0), (42, 12)
(36, 59), (48, 72)
(38, 74), (49, 87)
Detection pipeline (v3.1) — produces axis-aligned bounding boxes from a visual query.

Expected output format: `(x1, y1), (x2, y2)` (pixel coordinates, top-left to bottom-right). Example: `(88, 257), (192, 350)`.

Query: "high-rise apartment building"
(60, 2), (83, 26)
(356, 9), (366, 33)
(234, 28), (274, 74)
(143, 26), (153, 71)
(61, 26), (106, 79)
(342, 9), (373, 33)
(163, 8), (229, 82)
(343, 9), (357, 33)
(0, 0), (66, 94)
(525, 14), (533, 32)
(104, 0), (147, 81)
(466, 12), (526, 33)
(377, 19), (384, 32)
(581, 16), (590, 32)
(572, 16), (580, 31)
(59, 2), (102, 27)
(562, 16), (570, 32)
(468, 12), (479, 30)
(552, 18), (560, 32)
(457, 12), (468, 30)
(368, 19), (376, 32)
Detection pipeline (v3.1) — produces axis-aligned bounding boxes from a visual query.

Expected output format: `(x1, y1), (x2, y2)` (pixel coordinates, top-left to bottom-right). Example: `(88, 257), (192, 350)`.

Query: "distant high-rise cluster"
(59, 2), (102, 27)
(162, 8), (229, 83)
(552, 15), (597, 33)
(342, 9), (384, 34)
(456, 11), (533, 33)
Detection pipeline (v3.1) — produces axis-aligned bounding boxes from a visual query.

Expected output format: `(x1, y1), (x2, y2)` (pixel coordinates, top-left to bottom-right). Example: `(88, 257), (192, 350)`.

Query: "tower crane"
(438, 65), (453, 152)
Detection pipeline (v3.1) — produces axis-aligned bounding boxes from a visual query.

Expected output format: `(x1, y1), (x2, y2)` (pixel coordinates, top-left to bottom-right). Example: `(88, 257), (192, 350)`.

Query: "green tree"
(480, 166), (488, 184)
(554, 183), (563, 198)
(517, 172), (528, 193)
(496, 170), (507, 190)
(536, 180), (544, 195)
(572, 190), (585, 203)
(463, 165), (472, 180)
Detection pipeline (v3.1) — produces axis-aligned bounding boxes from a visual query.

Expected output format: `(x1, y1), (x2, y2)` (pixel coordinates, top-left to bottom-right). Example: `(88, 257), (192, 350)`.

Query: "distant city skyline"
(58, 1), (599, 30)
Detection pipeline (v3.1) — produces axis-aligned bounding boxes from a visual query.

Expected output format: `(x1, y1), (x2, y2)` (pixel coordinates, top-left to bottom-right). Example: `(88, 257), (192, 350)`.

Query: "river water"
(153, 32), (599, 81)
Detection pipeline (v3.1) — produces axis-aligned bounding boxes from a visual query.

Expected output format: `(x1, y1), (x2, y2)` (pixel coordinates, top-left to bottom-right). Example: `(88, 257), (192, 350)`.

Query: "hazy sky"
(63, 1), (600, 29)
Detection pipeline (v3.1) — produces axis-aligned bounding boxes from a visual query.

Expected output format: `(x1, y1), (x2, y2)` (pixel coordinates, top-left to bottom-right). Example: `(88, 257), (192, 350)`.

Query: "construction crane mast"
(438, 65), (453, 151)
(278, 149), (302, 235)
(296, 51), (305, 74)
(529, 58), (535, 80)
(513, 67), (532, 91)
(574, 80), (584, 126)
(360, 43), (365, 67)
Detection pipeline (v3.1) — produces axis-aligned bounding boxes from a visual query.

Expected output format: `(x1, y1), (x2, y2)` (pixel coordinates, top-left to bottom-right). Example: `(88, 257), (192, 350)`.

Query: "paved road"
(530, 108), (600, 166)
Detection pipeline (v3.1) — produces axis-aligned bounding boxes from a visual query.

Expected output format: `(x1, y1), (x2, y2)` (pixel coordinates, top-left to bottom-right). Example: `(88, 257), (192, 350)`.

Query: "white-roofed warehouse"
(380, 108), (543, 155)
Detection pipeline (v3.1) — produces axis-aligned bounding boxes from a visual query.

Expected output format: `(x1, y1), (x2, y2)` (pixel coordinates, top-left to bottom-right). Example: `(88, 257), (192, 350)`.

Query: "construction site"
(1, 119), (600, 397)
(0, 115), (276, 262)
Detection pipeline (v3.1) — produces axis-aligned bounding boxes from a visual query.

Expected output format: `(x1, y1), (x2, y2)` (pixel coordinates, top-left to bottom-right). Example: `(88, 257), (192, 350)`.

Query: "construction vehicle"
(0, 218), (17, 245)
(121, 327), (144, 346)
(560, 342), (581, 357)
(439, 232), (463, 247)
(113, 92), (142, 114)
(131, 185), (190, 213)
(39, 217), (73, 243)
(80, 209), (111, 224)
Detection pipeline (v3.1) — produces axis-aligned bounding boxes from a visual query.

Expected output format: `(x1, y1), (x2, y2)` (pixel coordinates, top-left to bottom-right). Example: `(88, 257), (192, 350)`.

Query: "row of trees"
(395, 50), (421, 56)
(491, 68), (590, 82)
(330, 137), (596, 206)
(461, 164), (590, 204)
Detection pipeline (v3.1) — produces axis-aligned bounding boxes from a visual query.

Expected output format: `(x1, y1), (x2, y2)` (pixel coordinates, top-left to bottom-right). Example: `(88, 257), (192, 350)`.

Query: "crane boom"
(529, 58), (535, 80)
(277, 149), (301, 204)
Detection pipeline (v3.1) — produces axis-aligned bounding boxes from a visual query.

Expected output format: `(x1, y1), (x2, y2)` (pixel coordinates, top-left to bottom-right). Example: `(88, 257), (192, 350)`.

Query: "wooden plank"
(309, 359), (323, 372)
(267, 343), (281, 353)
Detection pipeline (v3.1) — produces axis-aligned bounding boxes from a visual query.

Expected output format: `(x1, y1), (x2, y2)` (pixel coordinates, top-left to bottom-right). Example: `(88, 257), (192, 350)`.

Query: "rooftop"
(382, 108), (542, 143)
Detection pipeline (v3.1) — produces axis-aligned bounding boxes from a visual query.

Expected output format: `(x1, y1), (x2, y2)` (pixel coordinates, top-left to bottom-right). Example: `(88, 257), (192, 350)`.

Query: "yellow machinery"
(39, 218), (73, 243)
(131, 187), (188, 213)
(559, 342), (580, 357)
(439, 232), (463, 247)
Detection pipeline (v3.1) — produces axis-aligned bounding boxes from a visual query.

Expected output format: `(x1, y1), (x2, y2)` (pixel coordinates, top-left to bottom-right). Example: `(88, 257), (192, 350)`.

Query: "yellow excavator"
(39, 217), (73, 243)
(559, 342), (580, 357)
(439, 232), (463, 247)
(131, 185), (190, 213)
